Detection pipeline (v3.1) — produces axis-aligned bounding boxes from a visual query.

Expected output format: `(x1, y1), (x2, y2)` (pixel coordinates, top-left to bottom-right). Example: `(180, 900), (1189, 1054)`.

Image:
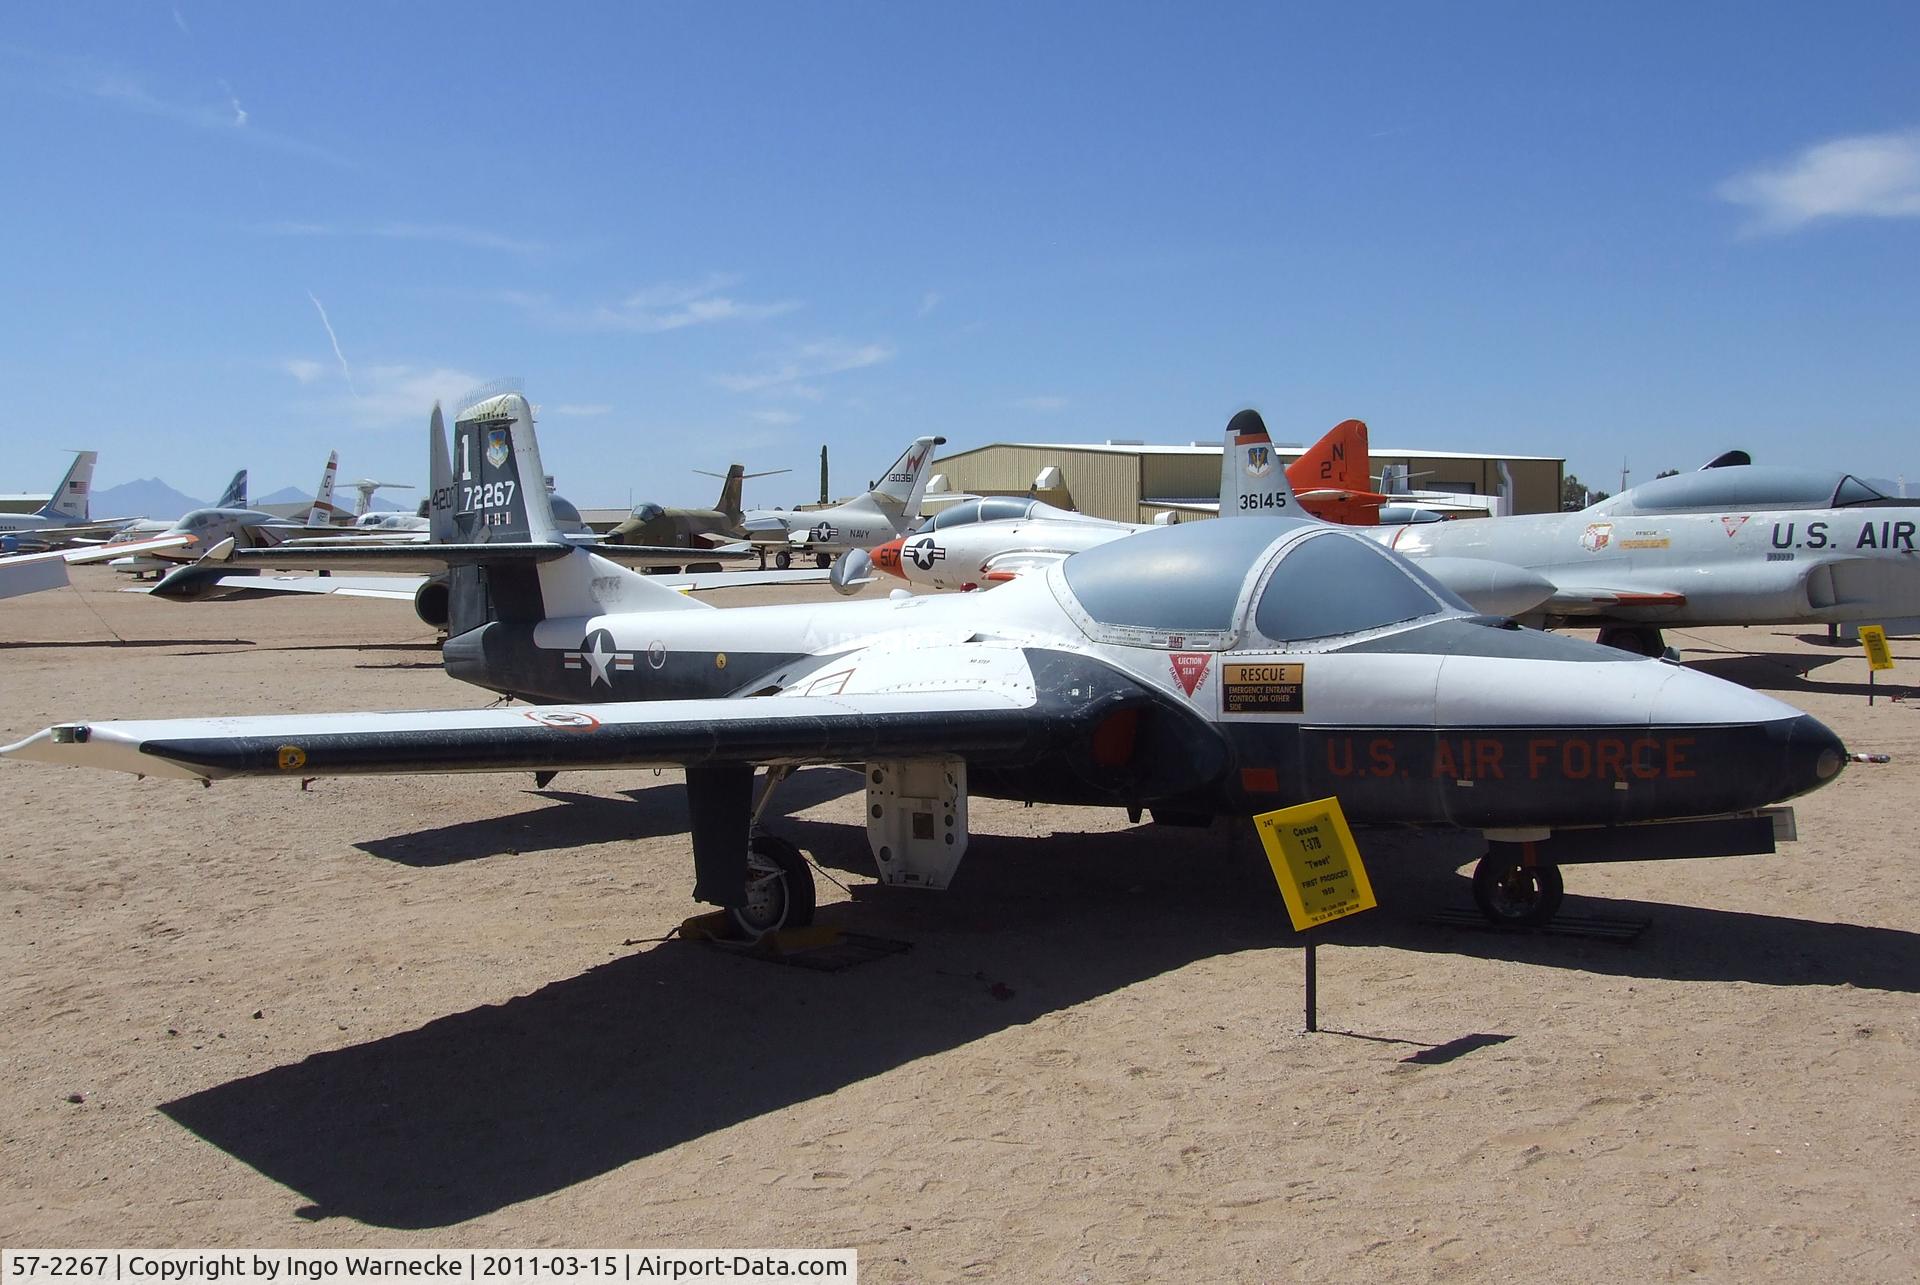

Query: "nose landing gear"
(1470, 852), (1565, 927)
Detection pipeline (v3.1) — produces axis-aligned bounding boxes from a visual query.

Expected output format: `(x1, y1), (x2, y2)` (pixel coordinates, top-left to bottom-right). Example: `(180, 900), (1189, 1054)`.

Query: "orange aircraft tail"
(1287, 419), (1385, 525)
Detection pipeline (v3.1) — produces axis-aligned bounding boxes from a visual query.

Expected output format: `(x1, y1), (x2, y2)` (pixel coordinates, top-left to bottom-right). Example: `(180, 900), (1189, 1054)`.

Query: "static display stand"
(1252, 796), (1376, 1033)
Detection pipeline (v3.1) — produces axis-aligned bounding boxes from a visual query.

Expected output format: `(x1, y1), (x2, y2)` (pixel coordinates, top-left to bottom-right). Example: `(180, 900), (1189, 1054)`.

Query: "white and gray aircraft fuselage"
(1379, 504), (1920, 649)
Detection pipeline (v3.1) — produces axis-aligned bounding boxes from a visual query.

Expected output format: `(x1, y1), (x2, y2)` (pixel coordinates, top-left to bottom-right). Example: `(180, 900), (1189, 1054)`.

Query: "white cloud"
(261, 220), (547, 255)
(1012, 395), (1069, 411)
(217, 78), (246, 127)
(306, 291), (357, 396)
(504, 273), (799, 331)
(1719, 128), (1920, 234)
(350, 365), (489, 428)
(917, 290), (943, 317)
(58, 62), (347, 165)
(547, 403), (613, 417)
(750, 409), (800, 426)
(278, 359), (485, 429)
(171, 6), (191, 36)
(714, 339), (895, 395)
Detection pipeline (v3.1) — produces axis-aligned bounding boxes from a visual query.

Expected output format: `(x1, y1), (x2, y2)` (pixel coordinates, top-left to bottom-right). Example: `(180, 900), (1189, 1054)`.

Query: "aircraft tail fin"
(869, 436), (944, 517)
(427, 404), (456, 542)
(305, 452), (339, 527)
(215, 469), (248, 510)
(714, 464), (747, 525)
(37, 451), (96, 521)
(442, 393), (705, 637)
(1290, 419), (1369, 494)
(1219, 410), (1303, 517)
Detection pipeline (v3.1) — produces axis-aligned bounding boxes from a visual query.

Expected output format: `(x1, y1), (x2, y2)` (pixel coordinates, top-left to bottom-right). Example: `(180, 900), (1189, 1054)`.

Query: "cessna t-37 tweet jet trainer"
(3, 393), (1847, 933)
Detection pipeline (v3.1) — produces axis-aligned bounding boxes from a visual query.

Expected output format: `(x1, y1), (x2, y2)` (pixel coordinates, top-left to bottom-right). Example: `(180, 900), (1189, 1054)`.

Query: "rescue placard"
(1253, 796), (1376, 931)
(1223, 661), (1305, 713)
(1858, 625), (1895, 672)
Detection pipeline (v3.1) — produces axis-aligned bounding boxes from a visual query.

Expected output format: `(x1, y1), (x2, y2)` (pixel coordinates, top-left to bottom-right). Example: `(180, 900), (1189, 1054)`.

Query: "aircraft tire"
(1597, 625), (1664, 657)
(815, 552), (832, 569)
(774, 549), (793, 570)
(1471, 854), (1564, 927)
(727, 836), (817, 938)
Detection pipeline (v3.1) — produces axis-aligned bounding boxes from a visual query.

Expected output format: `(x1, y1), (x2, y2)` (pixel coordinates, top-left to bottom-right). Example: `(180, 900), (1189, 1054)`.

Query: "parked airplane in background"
(4, 391), (1847, 935)
(0, 452), (137, 551)
(839, 413), (1555, 619)
(742, 436), (944, 568)
(604, 462), (791, 556)
(1147, 419), (1390, 525)
(1586, 462), (1909, 518)
(1378, 473), (1920, 654)
(104, 453), (340, 578)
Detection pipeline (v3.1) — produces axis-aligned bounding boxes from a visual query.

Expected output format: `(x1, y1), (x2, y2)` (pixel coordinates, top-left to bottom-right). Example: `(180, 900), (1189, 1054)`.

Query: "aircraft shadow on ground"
(166, 813), (1920, 1229)
(1681, 650), (1914, 699)
(353, 769), (863, 866)
(0, 638), (255, 650)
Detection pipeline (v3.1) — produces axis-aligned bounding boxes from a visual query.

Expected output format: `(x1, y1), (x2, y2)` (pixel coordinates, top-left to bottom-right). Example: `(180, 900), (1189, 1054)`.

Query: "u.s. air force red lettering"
(1319, 733), (1697, 781)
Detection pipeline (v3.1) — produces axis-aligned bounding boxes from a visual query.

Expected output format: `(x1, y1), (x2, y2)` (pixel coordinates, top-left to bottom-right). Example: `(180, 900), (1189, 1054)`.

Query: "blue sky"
(3, 3), (1917, 506)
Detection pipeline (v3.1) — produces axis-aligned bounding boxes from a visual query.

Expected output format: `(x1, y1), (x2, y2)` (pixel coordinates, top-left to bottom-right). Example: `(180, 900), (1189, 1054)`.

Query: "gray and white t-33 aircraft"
(3, 393), (1847, 932)
(1379, 466), (1920, 655)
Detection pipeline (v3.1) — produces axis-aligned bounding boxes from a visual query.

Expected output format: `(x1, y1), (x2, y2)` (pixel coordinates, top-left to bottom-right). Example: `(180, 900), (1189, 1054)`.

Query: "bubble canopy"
(1057, 517), (1464, 645)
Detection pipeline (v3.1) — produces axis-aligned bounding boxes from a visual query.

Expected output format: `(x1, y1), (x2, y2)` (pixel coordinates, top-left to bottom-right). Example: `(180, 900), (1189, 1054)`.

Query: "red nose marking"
(872, 538), (905, 577)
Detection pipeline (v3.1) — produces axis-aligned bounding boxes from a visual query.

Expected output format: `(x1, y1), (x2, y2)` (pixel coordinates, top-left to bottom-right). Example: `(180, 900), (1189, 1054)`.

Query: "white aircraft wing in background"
(0, 534), (195, 602)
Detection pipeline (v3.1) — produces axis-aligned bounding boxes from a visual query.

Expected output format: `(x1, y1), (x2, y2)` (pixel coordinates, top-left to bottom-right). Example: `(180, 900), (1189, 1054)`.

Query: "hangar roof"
(947, 441), (1562, 462)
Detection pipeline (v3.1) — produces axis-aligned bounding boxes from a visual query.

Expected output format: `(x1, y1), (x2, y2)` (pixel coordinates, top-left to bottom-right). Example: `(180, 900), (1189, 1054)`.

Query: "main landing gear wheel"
(727, 835), (817, 939)
(1597, 625), (1665, 657)
(1471, 854), (1565, 927)
(774, 549), (793, 570)
(815, 551), (832, 569)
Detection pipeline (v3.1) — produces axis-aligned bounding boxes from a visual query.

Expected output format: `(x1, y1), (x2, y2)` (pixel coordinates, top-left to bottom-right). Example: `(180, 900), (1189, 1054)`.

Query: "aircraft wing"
(194, 540), (754, 575)
(1, 687), (1085, 783)
(1, 534), (196, 601)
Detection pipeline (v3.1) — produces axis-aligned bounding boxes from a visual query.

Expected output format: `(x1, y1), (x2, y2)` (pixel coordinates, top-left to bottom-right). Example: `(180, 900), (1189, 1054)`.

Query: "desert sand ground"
(1, 567), (1916, 1281)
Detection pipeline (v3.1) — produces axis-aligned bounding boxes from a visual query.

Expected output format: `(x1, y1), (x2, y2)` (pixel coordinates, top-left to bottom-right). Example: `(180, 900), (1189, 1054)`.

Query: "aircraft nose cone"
(1776, 712), (1848, 802)
(871, 538), (905, 577)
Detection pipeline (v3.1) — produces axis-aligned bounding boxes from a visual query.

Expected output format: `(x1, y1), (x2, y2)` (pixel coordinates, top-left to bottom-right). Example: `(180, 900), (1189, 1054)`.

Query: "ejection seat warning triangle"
(1254, 796), (1376, 931)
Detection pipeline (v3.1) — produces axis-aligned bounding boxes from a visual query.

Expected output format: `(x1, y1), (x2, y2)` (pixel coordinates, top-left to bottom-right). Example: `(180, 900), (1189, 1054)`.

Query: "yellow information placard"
(1858, 625), (1895, 672)
(1252, 796), (1376, 931)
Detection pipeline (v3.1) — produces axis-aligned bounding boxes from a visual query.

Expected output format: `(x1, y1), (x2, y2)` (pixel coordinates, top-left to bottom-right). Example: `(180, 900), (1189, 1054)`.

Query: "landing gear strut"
(1471, 853), (1565, 927)
(686, 763), (818, 939)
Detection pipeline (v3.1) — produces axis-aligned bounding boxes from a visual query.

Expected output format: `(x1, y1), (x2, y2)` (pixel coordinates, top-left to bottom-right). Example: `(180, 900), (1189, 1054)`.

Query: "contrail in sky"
(306, 290), (358, 396)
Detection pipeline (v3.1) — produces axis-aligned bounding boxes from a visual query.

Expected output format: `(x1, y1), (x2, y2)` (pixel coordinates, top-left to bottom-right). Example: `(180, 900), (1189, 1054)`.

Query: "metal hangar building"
(928, 439), (1566, 524)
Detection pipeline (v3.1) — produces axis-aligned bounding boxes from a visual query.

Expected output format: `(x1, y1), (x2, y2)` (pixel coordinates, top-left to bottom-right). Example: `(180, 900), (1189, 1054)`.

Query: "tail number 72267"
(462, 480), (517, 512)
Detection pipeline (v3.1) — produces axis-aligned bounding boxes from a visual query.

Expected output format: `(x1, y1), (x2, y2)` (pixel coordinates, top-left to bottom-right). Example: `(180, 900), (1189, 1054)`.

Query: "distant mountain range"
(91, 478), (206, 521)
(88, 480), (411, 520)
